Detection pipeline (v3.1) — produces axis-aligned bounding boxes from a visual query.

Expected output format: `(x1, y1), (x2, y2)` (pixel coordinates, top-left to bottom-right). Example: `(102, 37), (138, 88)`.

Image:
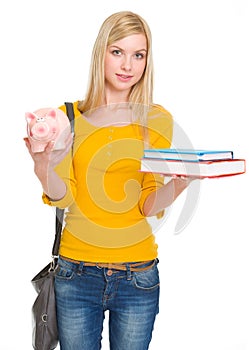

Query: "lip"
(116, 73), (133, 82)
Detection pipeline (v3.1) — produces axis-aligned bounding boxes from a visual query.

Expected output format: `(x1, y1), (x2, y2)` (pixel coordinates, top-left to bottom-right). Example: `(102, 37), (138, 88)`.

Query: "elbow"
(142, 204), (151, 217)
(142, 194), (157, 217)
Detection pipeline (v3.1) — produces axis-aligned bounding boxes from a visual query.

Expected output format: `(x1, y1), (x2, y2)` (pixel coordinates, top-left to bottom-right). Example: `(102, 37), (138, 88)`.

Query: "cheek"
(135, 61), (146, 79)
(104, 65), (111, 81)
(104, 55), (115, 78)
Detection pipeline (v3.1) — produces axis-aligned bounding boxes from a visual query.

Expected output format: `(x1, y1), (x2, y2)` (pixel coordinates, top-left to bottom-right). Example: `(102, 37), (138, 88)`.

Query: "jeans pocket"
(133, 264), (160, 291)
(55, 259), (76, 281)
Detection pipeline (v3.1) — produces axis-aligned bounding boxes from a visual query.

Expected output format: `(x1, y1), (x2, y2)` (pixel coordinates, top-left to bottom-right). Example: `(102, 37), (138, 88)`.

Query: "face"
(104, 34), (147, 100)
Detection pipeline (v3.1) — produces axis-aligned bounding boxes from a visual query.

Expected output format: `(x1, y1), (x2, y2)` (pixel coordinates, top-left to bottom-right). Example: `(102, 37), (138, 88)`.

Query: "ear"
(46, 109), (57, 119)
(25, 112), (37, 123)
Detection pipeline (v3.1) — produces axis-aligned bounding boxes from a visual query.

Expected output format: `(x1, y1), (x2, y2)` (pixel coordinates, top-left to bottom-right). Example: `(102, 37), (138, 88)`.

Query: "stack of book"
(140, 149), (246, 178)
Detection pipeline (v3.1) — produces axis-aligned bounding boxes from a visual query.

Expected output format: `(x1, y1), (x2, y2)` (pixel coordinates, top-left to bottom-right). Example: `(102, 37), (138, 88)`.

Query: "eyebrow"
(109, 45), (147, 52)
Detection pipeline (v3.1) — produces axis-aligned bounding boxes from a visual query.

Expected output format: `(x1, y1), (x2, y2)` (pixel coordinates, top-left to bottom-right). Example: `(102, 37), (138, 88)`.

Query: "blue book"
(143, 149), (234, 161)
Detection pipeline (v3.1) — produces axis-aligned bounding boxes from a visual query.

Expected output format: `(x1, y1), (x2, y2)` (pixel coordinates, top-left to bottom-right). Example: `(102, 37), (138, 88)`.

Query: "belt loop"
(77, 261), (85, 275)
(126, 264), (132, 280)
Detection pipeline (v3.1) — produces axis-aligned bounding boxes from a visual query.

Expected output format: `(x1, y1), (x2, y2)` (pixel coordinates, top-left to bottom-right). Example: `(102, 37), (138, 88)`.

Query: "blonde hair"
(78, 11), (154, 127)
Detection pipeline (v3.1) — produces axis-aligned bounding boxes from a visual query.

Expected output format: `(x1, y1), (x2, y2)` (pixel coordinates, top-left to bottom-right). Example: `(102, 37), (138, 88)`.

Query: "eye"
(112, 49), (122, 56)
(134, 52), (145, 59)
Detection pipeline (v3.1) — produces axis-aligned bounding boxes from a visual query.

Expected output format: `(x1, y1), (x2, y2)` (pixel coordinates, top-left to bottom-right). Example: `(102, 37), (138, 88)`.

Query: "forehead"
(110, 34), (147, 50)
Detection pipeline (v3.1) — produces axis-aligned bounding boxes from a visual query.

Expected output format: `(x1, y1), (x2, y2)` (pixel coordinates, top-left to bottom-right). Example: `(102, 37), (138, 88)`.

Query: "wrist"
(34, 163), (53, 184)
(173, 176), (191, 187)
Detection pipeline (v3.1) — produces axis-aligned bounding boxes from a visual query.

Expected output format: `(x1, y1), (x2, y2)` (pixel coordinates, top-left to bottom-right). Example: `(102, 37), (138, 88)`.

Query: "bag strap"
(52, 102), (75, 257)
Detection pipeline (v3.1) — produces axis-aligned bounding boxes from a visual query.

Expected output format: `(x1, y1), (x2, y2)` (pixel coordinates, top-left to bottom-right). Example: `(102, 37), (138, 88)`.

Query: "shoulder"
(58, 101), (82, 117)
(146, 104), (173, 148)
(149, 103), (173, 119)
(148, 103), (173, 128)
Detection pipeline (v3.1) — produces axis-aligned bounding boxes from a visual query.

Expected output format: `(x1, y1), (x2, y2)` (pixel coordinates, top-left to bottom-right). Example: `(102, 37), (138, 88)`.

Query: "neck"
(104, 87), (130, 106)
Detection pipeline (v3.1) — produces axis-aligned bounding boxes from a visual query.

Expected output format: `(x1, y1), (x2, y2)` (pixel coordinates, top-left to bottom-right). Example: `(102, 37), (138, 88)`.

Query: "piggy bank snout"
(30, 122), (54, 140)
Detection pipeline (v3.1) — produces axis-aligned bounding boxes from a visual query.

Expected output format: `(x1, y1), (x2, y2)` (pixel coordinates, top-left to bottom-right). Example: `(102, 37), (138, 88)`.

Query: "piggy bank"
(25, 108), (71, 153)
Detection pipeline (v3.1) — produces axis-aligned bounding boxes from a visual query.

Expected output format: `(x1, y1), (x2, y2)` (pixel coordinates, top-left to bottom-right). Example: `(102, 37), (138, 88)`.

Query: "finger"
(44, 141), (55, 154)
(23, 137), (30, 147)
(23, 137), (33, 155)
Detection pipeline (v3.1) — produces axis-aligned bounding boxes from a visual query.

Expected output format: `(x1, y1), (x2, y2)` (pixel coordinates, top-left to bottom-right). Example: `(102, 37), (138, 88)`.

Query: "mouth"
(116, 73), (133, 81)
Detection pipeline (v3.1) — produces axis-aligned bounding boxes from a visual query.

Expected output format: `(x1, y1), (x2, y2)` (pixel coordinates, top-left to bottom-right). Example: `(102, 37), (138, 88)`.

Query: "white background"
(1, 0), (249, 349)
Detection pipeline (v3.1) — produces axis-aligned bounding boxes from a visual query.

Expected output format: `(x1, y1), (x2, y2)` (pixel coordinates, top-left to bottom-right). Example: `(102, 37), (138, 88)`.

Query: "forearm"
(143, 177), (190, 217)
(25, 135), (73, 202)
(35, 165), (67, 201)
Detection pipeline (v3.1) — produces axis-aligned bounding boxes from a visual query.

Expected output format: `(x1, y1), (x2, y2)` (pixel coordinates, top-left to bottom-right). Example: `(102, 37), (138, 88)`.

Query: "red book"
(140, 158), (246, 178)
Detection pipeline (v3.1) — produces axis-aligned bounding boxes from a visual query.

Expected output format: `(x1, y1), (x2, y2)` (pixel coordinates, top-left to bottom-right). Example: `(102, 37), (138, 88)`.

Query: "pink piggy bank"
(25, 108), (71, 153)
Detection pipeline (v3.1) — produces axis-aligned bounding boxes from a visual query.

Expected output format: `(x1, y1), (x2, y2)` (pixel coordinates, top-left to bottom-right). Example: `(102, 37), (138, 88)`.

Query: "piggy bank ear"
(46, 109), (57, 119)
(25, 112), (37, 123)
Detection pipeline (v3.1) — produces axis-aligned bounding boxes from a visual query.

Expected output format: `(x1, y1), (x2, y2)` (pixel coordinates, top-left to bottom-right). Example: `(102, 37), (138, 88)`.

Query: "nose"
(121, 55), (132, 72)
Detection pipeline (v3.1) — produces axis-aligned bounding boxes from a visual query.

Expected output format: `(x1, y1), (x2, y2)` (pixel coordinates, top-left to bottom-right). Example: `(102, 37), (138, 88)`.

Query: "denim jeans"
(55, 257), (160, 350)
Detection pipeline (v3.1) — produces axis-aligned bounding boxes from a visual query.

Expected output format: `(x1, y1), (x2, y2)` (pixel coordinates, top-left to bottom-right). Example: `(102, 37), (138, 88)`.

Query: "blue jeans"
(55, 257), (160, 350)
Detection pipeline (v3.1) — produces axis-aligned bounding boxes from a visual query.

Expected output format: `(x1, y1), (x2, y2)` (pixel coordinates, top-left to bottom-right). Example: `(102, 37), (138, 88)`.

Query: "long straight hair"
(78, 11), (154, 128)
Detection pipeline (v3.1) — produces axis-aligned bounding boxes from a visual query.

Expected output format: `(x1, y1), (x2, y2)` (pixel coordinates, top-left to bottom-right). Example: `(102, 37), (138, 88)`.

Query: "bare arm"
(143, 176), (192, 217)
(24, 134), (73, 201)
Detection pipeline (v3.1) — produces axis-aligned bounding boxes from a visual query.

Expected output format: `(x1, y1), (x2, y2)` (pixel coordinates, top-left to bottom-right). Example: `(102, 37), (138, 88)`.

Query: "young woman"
(25, 11), (191, 350)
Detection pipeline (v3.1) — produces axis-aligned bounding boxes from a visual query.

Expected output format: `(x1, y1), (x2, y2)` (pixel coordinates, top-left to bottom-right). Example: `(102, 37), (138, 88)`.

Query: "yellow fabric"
(43, 102), (173, 262)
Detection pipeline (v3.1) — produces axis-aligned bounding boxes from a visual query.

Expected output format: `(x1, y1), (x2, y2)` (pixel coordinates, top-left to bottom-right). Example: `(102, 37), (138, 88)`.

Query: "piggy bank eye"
(37, 117), (45, 122)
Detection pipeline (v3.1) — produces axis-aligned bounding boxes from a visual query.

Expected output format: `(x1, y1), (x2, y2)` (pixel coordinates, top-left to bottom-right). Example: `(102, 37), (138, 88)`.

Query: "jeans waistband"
(60, 256), (157, 272)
